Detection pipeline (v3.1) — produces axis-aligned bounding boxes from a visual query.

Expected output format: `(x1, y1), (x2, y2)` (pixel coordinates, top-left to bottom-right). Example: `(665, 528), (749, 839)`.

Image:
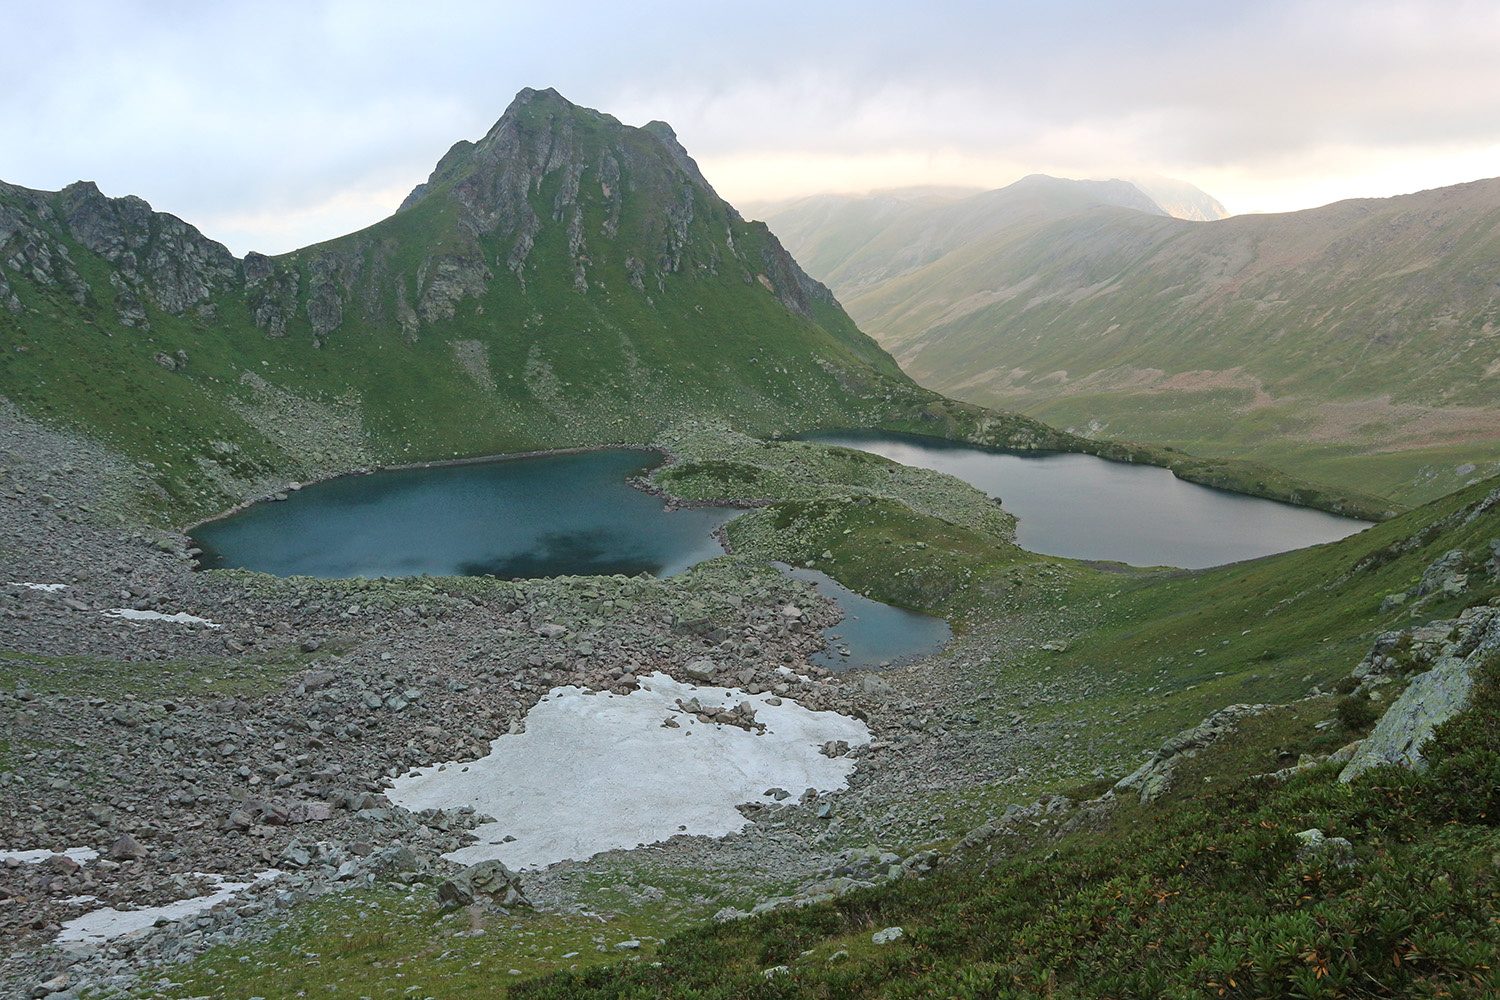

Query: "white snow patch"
(8, 582), (68, 592)
(101, 608), (222, 628)
(388, 673), (869, 870)
(0, 847), (98, 865)
(56, 870), (279, 944)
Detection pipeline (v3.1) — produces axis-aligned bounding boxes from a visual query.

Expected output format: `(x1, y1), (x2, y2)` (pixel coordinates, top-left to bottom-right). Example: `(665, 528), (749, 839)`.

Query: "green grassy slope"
(670, 433), (1491, 719)
(766, 177), (1500, 506)
(508, 685), (1500, 999)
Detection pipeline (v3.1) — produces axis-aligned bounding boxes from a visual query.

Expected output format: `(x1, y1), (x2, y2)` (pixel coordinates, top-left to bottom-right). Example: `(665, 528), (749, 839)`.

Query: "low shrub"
(1335, 693), (1381, 732)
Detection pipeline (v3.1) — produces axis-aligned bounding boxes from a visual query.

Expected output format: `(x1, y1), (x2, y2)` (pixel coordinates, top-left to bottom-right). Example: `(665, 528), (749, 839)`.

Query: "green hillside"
(763, 177), (1500, 506)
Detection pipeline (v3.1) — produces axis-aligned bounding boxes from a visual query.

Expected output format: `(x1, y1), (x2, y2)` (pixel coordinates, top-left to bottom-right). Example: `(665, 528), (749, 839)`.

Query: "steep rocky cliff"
(1, 179), (238, 329)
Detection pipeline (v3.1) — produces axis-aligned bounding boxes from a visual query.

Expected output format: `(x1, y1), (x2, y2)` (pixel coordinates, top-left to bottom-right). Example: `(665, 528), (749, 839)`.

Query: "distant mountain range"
(743, 175), (1224, 301)
(759, 175), (1500, 503)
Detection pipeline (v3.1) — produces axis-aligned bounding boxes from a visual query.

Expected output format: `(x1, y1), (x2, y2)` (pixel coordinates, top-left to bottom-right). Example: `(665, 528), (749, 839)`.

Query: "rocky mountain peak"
(298, 87), (845, 346)
(2, 85), (900, 431)
(61, 180), (237, 318)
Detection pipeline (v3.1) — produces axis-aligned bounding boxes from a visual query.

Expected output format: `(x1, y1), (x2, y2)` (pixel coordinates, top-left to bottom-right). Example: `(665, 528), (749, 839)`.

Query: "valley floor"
(0, 403), (1141, 997)
(3, 401), (1498, 998)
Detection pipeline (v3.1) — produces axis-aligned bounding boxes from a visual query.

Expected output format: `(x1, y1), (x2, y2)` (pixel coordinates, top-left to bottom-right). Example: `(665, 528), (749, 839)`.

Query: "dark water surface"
(776, 564), (951, 671)
(191, 450), (739, 579)
(191, 431), (1361, 670)
(806, 431), (1372, 569)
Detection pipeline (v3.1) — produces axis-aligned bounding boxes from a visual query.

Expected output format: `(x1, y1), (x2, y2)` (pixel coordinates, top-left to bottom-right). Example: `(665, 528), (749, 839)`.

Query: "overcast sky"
(4, 0), (1497, 256)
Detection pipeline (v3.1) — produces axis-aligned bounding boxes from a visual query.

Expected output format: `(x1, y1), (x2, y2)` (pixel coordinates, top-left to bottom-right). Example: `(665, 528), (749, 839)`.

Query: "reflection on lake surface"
(806, 431), (1372, 569)
(775, 564), (952, 671)
(191, 450), (739, 579)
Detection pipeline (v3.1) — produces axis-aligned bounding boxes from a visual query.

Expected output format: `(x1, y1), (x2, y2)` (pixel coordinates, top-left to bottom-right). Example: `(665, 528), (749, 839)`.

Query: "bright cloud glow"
(4, 1), (1498, 253)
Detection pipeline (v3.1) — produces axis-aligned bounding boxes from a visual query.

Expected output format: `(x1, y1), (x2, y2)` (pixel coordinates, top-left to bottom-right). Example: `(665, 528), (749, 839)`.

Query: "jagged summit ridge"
(396, 89), (726, 235)
(2, 88), (857, 351)
(250, 86), (851, 347)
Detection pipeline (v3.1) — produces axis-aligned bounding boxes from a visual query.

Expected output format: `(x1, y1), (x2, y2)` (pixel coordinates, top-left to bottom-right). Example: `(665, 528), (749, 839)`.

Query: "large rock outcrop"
(1114, 703), (1268, 804)
(1339, 603), (1499, 781)
(0, 179), (238, 331)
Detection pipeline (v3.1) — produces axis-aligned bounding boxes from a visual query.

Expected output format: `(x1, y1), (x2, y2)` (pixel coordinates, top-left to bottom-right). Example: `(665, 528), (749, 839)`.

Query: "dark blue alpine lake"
(191, 450), (737, 580)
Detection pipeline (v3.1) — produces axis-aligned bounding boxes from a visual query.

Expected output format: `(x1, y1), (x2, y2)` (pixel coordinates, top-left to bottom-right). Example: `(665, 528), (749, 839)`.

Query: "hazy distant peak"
(1127, 174), (1230, 221)
(1006, 174), (1168, 216)
(740, 185), (982, 222)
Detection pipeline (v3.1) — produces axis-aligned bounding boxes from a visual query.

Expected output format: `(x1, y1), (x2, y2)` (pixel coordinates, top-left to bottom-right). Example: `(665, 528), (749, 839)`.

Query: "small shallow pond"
(807, 430), (1372, 569)
(191, 450), (738, 579)
(775, 564), (951, 671)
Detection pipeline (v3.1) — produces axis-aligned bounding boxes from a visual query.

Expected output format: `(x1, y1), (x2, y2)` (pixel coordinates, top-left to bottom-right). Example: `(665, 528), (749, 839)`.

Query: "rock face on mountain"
(764, 175), (1500, 504)
(0, 88), (927, 521)
(1, 180), (238, 330)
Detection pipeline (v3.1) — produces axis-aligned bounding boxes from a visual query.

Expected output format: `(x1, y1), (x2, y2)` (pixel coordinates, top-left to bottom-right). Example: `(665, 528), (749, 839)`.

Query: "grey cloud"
(3, 0), (1496, 252)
